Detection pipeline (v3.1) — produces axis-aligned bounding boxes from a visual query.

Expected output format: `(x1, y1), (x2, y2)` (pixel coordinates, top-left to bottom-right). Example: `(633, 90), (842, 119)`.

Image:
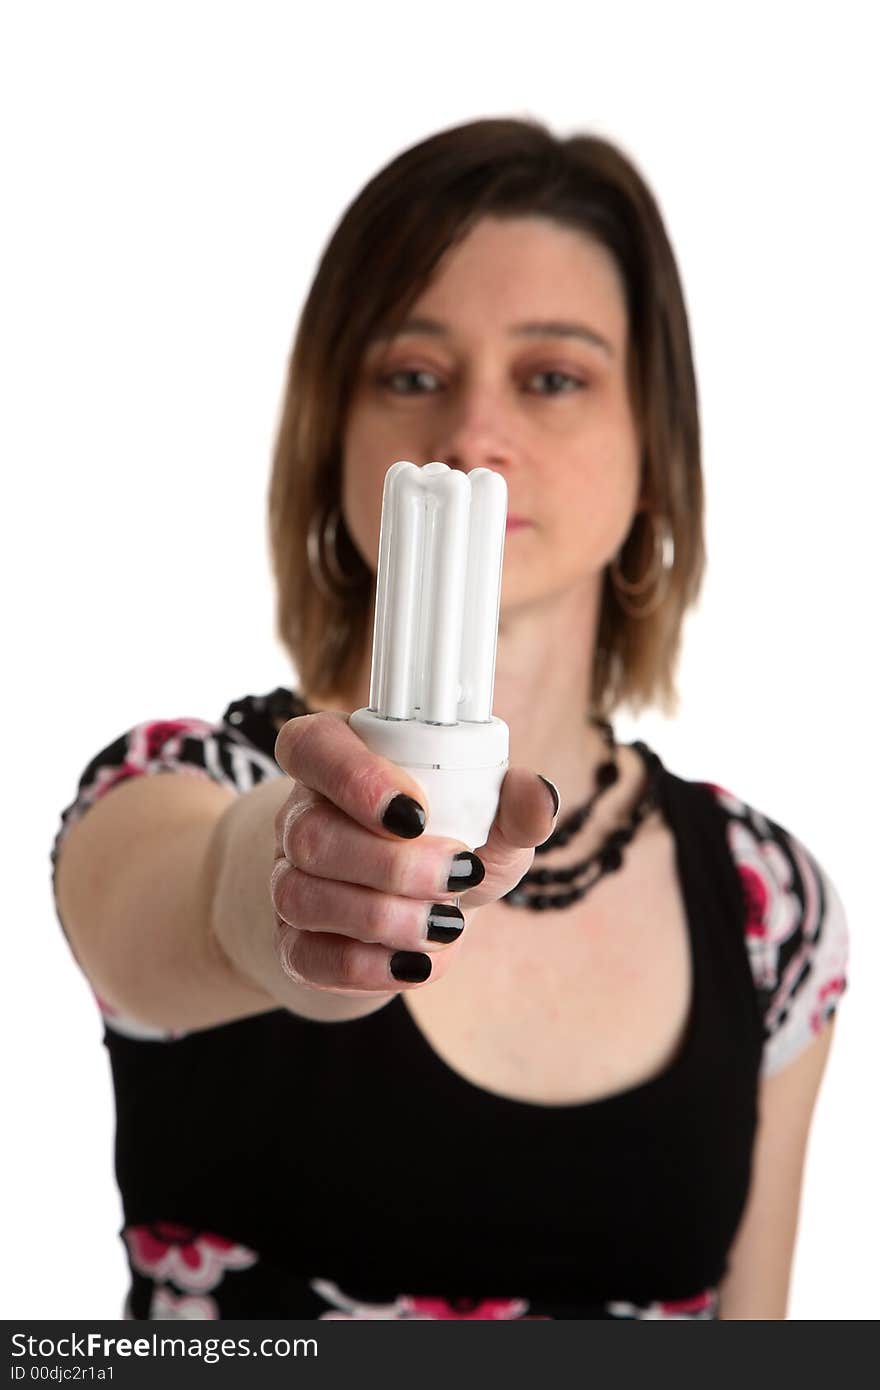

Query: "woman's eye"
(526, 370), (585, 396)
(378, 366), (585, 397)
(381, 368), (442, 395)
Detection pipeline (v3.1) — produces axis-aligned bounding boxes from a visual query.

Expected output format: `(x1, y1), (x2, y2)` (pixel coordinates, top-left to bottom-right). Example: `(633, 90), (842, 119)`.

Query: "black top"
(50, 687), (849, 1321)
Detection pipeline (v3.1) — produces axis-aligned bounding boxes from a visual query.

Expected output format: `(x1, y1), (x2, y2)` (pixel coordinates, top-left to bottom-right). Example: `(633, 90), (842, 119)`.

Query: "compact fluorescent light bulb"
(349, 460), (510, 850)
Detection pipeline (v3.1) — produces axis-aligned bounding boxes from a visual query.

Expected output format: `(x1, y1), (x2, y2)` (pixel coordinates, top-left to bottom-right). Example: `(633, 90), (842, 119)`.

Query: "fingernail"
(381, 793), (426, 839)
(425, 903), (465, 943)
(446, 852), (485, 891)
(390, 951), (433, 982)
(538, 774), (560, 818)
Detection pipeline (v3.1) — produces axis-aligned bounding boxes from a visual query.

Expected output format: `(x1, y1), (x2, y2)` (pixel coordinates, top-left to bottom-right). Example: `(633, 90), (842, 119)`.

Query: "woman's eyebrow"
(511, 320), (614, 358)
(371, 316), (614, 357)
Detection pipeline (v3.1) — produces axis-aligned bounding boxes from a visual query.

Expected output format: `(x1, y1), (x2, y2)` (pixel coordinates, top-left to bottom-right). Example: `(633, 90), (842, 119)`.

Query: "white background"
(2, 0), (877, 1319)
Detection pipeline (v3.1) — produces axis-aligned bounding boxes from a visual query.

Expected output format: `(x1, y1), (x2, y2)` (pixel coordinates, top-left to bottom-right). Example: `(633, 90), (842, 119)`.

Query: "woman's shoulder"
(689, 776), (849, 1077)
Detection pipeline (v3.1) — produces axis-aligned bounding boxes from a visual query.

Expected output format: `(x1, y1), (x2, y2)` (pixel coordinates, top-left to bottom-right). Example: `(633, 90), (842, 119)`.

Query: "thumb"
(462, 767), (560, 909)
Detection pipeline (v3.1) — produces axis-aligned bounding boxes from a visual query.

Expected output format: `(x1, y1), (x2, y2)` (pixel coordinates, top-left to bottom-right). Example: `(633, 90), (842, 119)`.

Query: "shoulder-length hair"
(268, 117), (704, 718)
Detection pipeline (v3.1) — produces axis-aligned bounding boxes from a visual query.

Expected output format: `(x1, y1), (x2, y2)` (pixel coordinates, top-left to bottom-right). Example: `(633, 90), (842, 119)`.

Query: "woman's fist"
(271, 710), (559, 996)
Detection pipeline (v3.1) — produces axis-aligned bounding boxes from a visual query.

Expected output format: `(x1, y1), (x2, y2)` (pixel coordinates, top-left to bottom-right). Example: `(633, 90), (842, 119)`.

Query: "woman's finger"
(460, 766), (559, 908)
(274, 710), (433, 839)
(271, 859), (466, 953)
(273, 921), (465, 993)
(277, 794), (484, 901)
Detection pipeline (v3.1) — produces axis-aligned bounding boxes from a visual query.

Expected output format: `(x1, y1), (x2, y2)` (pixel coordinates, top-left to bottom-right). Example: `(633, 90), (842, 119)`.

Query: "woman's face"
(341, 215), (642, 614)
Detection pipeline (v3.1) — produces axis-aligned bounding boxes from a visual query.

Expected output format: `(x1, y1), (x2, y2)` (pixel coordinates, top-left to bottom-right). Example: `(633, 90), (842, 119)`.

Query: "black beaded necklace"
(502, 721), (663, 912)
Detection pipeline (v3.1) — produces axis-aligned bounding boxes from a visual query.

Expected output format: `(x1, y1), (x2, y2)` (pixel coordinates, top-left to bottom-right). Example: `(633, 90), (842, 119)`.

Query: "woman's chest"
(403, 818), (693, 1106)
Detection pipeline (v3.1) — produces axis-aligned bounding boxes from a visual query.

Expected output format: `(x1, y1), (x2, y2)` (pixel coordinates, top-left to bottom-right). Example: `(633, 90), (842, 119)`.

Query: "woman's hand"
(270, 710), (559, 995)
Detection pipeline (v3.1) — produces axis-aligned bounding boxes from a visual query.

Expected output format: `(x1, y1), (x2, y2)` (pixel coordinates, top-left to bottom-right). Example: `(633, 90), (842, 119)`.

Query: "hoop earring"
(610, 512), (675, 619)
(306, 502), (363, 601)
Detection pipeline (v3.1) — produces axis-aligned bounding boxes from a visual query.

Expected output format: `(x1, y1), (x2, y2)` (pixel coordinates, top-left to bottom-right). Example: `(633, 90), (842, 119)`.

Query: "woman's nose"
(429, 381), (515, 474)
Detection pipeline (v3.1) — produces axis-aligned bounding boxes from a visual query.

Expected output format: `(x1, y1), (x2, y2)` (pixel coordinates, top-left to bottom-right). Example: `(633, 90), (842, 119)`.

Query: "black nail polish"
(425, 903), (465, 943)
(381, 793), (426, 839)
(446, 852), (486, 891)
(538, 775), (560, 818)
(390, 951), (432, 983)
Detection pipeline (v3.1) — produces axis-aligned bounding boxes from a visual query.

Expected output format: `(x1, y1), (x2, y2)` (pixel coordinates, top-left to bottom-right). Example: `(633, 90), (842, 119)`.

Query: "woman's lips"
(505, 516), (531, 531)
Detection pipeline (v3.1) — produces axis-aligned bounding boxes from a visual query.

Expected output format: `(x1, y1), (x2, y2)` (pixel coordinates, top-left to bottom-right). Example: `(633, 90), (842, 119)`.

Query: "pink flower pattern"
(309, 1278), (716, 1320)
(124, 1223), (257, 1294)
(148, 1285), (219, 1320)
(79, 719), (220, 813)
(702, 780), (848, 1076)
(727, 820), (801, 990)
(310, 1280), (534, 1319)
(607, 1289), (717, 1319)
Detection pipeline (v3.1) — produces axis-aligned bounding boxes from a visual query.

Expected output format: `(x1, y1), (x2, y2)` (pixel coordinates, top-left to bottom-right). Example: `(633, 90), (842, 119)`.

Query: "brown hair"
(268, 117), (704, 718)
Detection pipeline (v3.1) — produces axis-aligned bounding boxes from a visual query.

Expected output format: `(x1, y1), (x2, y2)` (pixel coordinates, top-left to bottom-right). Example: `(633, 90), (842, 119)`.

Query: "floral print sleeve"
(52, 715), (280, 856)
(704, 784), (849, 1077)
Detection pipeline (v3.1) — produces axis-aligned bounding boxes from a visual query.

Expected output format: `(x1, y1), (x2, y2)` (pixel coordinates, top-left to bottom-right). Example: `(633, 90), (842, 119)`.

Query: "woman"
(51, 118), (848, 1320)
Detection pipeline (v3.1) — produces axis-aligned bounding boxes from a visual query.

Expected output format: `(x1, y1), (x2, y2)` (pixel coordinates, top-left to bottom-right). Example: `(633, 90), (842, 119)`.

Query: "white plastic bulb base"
(348, 707), (509, 851)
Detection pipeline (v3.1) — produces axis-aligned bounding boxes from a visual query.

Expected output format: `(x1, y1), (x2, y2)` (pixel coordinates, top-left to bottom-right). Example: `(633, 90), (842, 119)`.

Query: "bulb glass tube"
(349, 460), (510, 850)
